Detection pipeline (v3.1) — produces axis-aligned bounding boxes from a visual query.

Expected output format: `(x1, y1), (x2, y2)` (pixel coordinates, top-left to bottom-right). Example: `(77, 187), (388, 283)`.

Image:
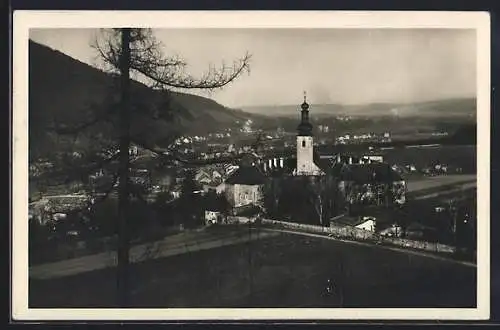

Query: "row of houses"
(30, 95), (407, 233)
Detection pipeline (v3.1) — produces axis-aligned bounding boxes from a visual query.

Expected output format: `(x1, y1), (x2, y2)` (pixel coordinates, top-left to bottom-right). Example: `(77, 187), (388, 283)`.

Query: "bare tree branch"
(129, 52), (251, 91)
(93, 28), (252, 92)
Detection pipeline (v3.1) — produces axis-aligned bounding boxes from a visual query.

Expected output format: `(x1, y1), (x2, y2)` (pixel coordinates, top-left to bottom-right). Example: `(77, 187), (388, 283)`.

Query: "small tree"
(262, 178), (282, 219)
(306, 176), (336, 227)
(307, 178), (325, 225)
(176, 169), (204, 228)
(152, 190), (176, 227)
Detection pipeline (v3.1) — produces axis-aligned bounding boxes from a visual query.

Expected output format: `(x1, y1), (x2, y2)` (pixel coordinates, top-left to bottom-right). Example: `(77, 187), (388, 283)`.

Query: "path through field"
(30, 228), (278, 280)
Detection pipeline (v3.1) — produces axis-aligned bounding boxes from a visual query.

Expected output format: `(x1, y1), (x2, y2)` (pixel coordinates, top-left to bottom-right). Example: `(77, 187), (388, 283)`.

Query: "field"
(30, 229), (476, 308)
(380, 145), (476, 173)
(406, 174), (476, 193)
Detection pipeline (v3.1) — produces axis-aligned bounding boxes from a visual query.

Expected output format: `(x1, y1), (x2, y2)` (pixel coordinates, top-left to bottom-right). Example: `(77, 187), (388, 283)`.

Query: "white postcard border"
(12, 10), (491, 321)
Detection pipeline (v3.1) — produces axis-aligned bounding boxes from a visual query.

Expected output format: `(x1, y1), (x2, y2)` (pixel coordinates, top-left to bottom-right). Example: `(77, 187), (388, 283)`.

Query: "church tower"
(296, 92), (321, 175)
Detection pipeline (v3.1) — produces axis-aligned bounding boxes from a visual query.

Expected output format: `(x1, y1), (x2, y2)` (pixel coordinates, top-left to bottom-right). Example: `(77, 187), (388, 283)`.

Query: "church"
(221, 92), (332, 219)
(294, 92), (326, 176)
(222, 92), (406, 223)
(251, 93), (339, 224)
(258, 92), (332, 177)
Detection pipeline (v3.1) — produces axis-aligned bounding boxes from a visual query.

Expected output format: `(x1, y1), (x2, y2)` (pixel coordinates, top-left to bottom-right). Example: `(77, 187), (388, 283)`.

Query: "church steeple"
(296, 91), (322, 176)
(297, 91), (313, 136)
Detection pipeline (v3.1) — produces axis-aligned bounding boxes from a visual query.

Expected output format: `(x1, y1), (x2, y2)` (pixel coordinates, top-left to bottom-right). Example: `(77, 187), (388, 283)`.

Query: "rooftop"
(333, 215), (376, 227)
(225, 165), (267, 185)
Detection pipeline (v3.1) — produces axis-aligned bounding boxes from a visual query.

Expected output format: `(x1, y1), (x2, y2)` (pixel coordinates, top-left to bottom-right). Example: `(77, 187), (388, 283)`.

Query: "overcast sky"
(30, 28), (476, 108)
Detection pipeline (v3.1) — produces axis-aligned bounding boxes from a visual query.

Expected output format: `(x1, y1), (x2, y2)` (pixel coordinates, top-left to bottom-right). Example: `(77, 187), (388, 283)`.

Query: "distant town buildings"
(318, 125), (329, 133)
(240, 119), (253, 133)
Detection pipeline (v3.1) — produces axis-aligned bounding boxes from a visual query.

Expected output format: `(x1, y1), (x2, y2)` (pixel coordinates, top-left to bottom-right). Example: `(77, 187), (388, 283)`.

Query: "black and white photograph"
(12, 11), (490, 321)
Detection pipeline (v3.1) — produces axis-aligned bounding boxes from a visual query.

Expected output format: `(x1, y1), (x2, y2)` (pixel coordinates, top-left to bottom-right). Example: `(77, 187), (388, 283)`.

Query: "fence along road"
(263, 227), (476, 268)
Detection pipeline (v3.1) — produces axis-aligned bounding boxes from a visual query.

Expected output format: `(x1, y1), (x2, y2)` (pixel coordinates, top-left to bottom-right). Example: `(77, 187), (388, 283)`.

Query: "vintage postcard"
(12, 10), (490, 321)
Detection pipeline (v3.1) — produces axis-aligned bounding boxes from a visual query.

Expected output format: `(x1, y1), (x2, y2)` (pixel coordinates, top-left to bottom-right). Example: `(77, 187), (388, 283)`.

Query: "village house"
(204, 210), (222, 226)
(224, 160), (267, 213)
(203, 192), (230, 226)
(356, 217), (377, 232)
(194, 165), (229, 194)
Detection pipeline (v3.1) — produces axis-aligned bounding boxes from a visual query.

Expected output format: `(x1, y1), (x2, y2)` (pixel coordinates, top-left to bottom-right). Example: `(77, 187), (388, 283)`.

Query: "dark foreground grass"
(29, 230), (476, 308)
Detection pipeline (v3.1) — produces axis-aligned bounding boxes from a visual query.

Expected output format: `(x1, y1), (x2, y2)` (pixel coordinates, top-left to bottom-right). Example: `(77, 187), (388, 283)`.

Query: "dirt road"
(30, 228), (277, 280)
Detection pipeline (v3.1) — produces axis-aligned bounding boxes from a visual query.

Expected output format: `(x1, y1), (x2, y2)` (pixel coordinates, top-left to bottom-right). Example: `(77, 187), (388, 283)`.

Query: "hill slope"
(29, 40), (255, 160)
(242, 98), (476, 118)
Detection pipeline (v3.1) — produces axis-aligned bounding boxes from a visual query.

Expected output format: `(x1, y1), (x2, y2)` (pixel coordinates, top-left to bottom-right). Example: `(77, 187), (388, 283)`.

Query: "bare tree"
(30, 27), (251, 306)
(31, 28), (252, 307)
(92, 28), (251, 306)
(115, 28), (132, 306)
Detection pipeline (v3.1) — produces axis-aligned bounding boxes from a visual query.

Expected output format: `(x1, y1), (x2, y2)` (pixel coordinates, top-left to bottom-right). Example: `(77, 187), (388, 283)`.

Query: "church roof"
(314, 152), (336, 173)
(225, 165), (267, 185)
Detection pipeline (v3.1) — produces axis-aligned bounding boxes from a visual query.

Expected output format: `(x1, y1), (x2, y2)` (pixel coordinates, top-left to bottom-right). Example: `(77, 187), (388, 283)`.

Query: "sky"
(30, 28), (476, 108)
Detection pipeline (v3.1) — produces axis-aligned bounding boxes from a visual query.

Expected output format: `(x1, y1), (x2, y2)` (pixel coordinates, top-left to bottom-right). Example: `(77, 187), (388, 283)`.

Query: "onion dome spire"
(297, 91), (313, 136)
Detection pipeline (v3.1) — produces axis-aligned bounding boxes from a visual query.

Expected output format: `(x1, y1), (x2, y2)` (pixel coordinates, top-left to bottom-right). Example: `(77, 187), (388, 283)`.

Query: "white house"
(355, 218), (376, 232)
(224, 164), (267, 208)
(204, 210), (222, 226)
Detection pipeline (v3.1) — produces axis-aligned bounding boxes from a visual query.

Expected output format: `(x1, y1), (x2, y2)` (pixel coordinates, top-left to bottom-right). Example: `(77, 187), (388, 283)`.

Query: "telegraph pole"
(117, 28), (131, 307)
(339, 252), (344, 307)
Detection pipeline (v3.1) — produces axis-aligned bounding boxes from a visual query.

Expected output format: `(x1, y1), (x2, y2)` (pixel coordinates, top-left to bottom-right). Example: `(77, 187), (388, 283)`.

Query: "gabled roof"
(225, 165), (267, 185)
(233, 203), (262, 216)
(313, 151), (335, 173)
(334, 216), (375, 227)
(329, 162), (347, 177)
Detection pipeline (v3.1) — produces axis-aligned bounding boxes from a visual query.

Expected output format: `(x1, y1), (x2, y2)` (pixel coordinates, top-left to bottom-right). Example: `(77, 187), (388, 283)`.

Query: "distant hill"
(241, 98), (476, 118)
(29, 40), (258, 160)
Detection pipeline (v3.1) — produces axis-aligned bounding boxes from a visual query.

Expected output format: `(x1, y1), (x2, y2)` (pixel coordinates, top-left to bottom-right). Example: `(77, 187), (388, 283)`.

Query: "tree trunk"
(117, 28), (131, 307)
